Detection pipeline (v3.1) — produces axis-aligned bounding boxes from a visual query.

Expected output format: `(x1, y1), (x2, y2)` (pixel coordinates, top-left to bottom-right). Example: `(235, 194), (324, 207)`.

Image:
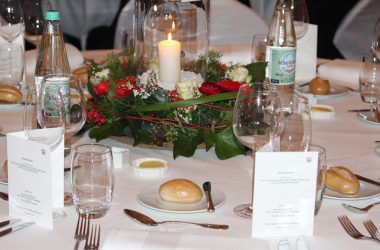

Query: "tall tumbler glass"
(71, 144), (114, 218)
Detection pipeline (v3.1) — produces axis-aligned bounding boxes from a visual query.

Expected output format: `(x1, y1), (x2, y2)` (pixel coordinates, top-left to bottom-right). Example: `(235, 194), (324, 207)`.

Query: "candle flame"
(172, 21), (175, 30)
(168, 32), (172, 42)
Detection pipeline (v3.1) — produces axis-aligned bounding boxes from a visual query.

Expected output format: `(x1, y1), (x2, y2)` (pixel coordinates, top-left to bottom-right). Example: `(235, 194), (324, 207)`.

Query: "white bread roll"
(159, 179), (203, 203)
(0, 84), (22, 103)
(326, 166), (360, 194)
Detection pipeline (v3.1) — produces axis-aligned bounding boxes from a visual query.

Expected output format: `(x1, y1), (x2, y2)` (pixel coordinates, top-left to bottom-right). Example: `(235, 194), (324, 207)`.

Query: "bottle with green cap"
(35, 10), (70, 92)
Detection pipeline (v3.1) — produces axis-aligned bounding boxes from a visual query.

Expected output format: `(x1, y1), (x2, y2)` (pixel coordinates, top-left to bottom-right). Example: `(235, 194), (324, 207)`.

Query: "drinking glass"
(71, 144), (114, 218)
(22, 0), (52, 48)
(43, 73), (87, 156)
(0, 43), (24, 88)
(372, 17), (380, 59)
(311, 145), (326, 215)
(251, 33), (266, 62)
(271, 94), (311, 152)
(232, 82), (283, 218)
(23, 79), (65, 151)
(359, 54), (380, 110)
(290, 0), (309, 39)
(0, 0), (24, 43)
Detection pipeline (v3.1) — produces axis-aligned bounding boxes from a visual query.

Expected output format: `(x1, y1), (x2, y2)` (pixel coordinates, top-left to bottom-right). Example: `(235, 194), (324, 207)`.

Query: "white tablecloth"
(1, 51), (380, 250)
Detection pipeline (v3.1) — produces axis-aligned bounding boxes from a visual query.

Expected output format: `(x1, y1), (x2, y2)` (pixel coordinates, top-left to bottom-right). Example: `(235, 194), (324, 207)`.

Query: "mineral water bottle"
(266, 0), (296, 112)
(35, 10), (70, 93)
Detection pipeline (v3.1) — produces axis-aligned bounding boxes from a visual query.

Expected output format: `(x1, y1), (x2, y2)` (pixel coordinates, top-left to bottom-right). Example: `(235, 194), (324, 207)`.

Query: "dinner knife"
(0, 219), (20, 229)
(355, 174), (380, 187)
(347, 109), (375, 112)
(0, 221), (34, 238)
(202, 182), (215, 213)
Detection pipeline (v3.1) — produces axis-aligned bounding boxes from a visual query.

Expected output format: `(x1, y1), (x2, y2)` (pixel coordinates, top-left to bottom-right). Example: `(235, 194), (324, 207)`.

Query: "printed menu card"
(252, 151), (318, 237)
(7, 130), (64, 229)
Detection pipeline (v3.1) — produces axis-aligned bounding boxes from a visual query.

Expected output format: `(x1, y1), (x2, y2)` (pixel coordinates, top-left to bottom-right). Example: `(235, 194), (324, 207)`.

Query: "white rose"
(175, 79), (201, 100)
(226, 66), (251, 82)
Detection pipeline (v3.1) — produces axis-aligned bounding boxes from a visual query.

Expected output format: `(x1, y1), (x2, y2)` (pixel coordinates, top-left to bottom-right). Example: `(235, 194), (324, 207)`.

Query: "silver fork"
(73, 214), (90, 250)
(338, 215), (380, 243)
(85, 224), (101, 250)
(363, 219), (380, 240)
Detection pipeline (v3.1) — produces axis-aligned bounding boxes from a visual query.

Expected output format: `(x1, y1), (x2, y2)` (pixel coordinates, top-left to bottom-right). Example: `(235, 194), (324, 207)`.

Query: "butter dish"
(310, 104), (335, 120)
(132, 158), (168, 177)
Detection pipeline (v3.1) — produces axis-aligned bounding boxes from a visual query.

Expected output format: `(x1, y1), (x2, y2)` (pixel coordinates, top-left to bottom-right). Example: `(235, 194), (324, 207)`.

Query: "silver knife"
(202, 182), (215, 213)
(0, 219), (20, 229)
(355, 174), (380, 187)
(0, 221), (34, 238)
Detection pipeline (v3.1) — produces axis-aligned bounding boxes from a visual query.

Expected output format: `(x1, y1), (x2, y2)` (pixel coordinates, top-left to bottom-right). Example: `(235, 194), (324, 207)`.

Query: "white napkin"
(102, 229), (270, 250)
(210, 45), (252, 65)
(25, 43), (84, 77)
(317, 59), (361, 90)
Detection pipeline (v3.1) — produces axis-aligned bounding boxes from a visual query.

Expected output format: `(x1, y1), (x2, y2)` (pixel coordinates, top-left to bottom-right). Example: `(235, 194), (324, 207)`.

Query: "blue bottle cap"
(45, 11), (60, 21)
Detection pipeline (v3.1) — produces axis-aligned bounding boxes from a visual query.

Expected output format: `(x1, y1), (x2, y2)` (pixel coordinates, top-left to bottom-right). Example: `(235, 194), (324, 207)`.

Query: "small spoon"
(123, 209), (229, 230)
(202, 181), (215, 213)
(342, 202), (380, 214)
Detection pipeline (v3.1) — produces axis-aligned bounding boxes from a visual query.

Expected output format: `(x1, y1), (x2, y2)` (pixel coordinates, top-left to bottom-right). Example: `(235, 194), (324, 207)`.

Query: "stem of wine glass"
(249, 149), (257, 211)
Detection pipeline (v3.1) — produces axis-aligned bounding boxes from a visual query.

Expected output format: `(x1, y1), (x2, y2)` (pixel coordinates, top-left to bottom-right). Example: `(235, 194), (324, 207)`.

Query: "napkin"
(210, 45), (252, 65)
(102, 229), (270, 250)
(317, 59), (361, 90)
(25, 43), (84, 77)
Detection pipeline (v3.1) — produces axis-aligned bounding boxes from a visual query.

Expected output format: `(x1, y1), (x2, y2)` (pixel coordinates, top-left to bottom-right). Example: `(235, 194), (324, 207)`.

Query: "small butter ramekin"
(310, 104), (335, 120)
(132, 158), (168, 177)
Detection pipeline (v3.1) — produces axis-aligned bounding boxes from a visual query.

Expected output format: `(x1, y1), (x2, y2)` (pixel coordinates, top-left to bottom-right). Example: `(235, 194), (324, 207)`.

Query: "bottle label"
(268, 47), (296, 85)
(43, 82), (70, 117)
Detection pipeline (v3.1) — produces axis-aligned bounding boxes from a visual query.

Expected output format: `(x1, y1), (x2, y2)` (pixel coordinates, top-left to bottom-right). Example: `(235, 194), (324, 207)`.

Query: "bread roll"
(309, 77), (330, 95)
(326, 166), (360, 194)
(73, 66), (88, 86)
(159, 179), (203, 203)
(0, 84), (22, 103)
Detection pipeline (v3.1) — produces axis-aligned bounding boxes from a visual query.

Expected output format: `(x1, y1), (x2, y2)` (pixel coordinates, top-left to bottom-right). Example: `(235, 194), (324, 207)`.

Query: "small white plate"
(324, 180), (380, 200)
(0, 103), (23, 109)
(137, 184), (226, 213)
(296, 83), (349, 99)
(357, 111), (380, 125)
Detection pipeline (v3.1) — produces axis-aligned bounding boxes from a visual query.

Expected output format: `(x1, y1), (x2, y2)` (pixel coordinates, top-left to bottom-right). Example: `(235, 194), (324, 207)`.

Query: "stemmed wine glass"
(290, 0), (309, 39)
(271, 94), (311, 152)
(0, 0), (24, 43)
(232, 82), (283, 218)
(359, 54), (380, 110)
(22, 0), (52, 49)
(372, 17), (380, 59)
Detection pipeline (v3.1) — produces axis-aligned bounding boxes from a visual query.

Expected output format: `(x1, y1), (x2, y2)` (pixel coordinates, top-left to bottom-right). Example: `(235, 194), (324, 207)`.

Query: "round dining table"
(0, 49), (380, 250)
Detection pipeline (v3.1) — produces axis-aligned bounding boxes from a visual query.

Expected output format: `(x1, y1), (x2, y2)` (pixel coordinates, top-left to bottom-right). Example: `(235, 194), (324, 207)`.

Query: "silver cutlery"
(363, 219), (380, 240)
(347, 109), (375, 112)
(123, 209), (229, 230)
(0, 221), (34, 238)
(355, 174), (380, 187)
(0, 219), (20, 229)
(202, 181), (215, 213)
(0, 192), (8, 201)
(85, 224), (100, 250)
(338, 215), (380, 243)
(73, 214), (90, 250)
(342, 202), (380, 214)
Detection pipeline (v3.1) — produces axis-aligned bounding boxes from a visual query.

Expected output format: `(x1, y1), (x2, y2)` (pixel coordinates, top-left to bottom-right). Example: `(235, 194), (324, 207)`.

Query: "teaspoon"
(123, 209), (229, 230)
(342, 202), (380, 214)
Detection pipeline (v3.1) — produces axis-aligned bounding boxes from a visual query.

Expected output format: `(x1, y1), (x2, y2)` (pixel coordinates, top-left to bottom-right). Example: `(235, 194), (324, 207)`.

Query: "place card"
(7, 130), (64, 229)
(252, 151), (318, 237)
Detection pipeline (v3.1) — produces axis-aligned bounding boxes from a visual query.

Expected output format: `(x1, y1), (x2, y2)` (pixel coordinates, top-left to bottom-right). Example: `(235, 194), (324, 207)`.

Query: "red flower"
(168, 89), (183, 102)
(87, 109), (106, 127)
(199, 82), (224, 96)
(215, 80), (244, 92)
(115, 87), (132, 98)
(114, 76), (139, 98)
(94, 81), (110, 96)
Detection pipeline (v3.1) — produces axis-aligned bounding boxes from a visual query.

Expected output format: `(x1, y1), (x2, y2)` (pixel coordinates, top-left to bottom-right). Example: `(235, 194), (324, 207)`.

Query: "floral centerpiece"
(85, 49), (267, 160)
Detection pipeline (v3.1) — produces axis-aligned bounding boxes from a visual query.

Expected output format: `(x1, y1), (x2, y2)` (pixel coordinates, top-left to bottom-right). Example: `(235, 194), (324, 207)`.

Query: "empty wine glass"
(23, 79), (65, 151)
(42, 73), (87, 156)
(271, 94), (311, 152)
(0, 43), (24, 88)
(359, 54), (380, 110)
(22, 0), (52, 48)
(290, 0), (309, 39)
(232, 82), (283, 218)
(0, 0), (24, 43)
(372, 17), (380, 59)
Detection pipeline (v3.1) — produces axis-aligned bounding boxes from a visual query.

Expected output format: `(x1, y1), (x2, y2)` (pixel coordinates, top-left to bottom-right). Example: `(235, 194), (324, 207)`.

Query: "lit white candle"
(158, 33), (181, 84)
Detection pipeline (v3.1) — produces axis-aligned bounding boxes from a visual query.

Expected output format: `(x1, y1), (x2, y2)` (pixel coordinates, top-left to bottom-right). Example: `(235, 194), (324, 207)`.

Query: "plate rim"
(324, 180), (380, 200)
(356, 111), (380, 126)
(296, 82), (349, 99)
(136, 183), (226, 214)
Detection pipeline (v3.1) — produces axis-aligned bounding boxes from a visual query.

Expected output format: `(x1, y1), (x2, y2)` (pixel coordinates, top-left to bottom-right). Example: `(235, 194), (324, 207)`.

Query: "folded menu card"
(252, 152), (318, 237)
(7, 130), (64, 229)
